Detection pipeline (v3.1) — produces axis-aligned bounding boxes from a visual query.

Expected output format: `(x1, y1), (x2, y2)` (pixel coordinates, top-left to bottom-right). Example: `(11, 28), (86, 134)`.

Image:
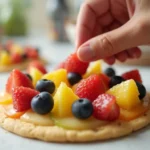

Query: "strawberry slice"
(6, 69), (34, 94)
(11, 53), (23, 64)
(64, 53), (89, 75)
(12, 87), (39, 112)
(122, 69), (142, 83)
(99, 73), (110, 90)
(75, 74), (106, 101)
(92, 94), (120, 121)
(27, 60), (47, 74)
(24, 46), (39, 59)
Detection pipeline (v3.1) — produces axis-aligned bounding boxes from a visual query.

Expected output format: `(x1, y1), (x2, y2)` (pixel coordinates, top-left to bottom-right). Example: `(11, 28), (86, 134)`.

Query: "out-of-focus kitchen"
(0, 0), (150, 150)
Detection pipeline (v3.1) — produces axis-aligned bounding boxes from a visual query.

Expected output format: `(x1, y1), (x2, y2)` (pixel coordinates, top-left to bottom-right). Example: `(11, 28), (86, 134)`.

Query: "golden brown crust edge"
(0, 95), (150, 143)
(0, 58), (47, 73)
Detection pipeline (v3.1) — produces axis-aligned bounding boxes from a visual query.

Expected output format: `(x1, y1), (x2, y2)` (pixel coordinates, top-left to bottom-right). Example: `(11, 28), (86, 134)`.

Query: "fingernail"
(78, 45), (96, 61)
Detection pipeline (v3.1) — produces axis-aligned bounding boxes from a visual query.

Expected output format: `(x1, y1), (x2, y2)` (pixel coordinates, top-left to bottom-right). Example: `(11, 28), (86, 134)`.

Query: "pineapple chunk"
(20, 110), (54, 126)
(52, 82), (79, 117)
(0, 51), (12, 66)
(0, 92), (12, 105)
(42, 69), (70, 88)
(30, 68), (43, 86)
(107, 79), (140, 110)
(83, 60), (102, 78)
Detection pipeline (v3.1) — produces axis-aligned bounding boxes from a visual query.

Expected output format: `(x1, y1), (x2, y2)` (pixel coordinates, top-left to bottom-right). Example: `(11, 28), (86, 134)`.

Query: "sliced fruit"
(92, 94), (120, 121)
(27, 60), (47, 74)
(6, 69), (34, 94)
(122, 69), (142, 83)
(109, 76), (125, 88)
(0, 51), (12, 65)
(99, 73), (110, 90)
(10, 44), (24, 55)
(64, 53), (89, 75)
(83, 60), (102, 78)
(52, 82), (79, 117)
(0, 92), (12, 105)
(3, 105), (25, 119)
(51, 116), (106, 130)
(107, 79), (140, 110)
(12, 86), (39, 112)
(119, 104), (149, 121)
(75, 74), (106, 102)
(104, 67), (116, 77)
(29, 68), (43, 87)
(11, 53), (22, 64)
(25, 46), (39, 59)
(42, 69), (70, 88)
(20, 110), (54, 126)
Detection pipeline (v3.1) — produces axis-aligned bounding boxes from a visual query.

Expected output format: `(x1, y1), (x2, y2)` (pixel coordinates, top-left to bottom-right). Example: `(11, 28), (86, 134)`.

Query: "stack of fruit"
(0, 41), (40, 66)
(0, 53), (149, 130)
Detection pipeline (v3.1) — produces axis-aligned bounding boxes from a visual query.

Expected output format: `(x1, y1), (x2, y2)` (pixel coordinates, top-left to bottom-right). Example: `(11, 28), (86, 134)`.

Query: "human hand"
(76, 0), (150, 64)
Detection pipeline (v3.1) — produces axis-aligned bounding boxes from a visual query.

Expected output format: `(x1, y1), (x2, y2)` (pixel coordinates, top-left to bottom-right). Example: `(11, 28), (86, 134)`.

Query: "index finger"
(76, 0), (109, 49)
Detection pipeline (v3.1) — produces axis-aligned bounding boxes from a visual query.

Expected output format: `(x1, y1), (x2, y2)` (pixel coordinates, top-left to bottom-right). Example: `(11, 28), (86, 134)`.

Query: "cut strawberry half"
(122, 69), (142, 83)
(12, 86), (39, 112)
(92, 94), (120, 121)
(6, 69), (34, 94)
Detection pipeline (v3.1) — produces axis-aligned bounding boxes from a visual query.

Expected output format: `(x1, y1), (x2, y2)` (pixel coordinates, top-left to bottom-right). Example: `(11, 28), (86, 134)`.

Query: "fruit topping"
(109, 76), (125, 88)
(107, 79), (140, 110)
(27, 60), (47, 74)
(6, 69), (34, 94)
(104, 67), (116, 77)
(12, 87), (39, 112)
(20, 110), (54, 126)
(75, 74), (106, 102)
(52, 82), (79, 117)
(25, 46), (39, 59)
(0, 92), (12, 105)
(122, 69), (142, 83)
(31, 92), (54, 115)
(135, 81), (146, 100)
(36, 79), (55, 94)
(99, 73), (110, 90)
(72, 98), (93, 119)
(92, 94), (120, 121)
(0, 51), (12, 65)
(67, 72), (82, 86)
(11, 53), (22, 64)
(64, 53), (89, 75)
(42, 69), (69, 88)
(25, 73), (32, 81)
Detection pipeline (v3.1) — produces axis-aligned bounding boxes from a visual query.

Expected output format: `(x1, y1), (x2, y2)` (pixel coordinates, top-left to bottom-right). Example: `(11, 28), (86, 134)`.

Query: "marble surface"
(0, 36), (150, 150)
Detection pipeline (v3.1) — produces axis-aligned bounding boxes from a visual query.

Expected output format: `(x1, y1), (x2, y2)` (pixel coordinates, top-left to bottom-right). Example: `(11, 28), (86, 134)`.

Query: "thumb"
(77, 18), (149, 61)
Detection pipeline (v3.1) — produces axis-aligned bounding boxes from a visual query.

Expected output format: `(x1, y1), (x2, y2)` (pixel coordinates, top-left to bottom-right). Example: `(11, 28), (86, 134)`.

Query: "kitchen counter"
(0, 36), (150, 150)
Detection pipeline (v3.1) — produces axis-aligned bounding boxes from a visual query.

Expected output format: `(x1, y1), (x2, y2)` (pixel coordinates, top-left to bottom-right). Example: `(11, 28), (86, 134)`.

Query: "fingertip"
(104, 56), (116, 65)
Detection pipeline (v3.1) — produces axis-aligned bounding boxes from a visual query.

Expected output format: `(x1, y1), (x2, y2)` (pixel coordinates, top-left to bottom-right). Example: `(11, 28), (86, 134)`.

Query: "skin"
(76, 0), (150, 64)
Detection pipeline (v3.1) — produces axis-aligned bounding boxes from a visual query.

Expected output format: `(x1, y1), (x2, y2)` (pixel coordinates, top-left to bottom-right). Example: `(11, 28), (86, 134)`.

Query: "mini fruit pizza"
(0, 41), (47, 72)
(0, 53), (150, 142)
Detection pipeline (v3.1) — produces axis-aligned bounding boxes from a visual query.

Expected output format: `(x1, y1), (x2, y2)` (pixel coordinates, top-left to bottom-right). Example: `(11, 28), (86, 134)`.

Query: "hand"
(76, 0), (150, 64)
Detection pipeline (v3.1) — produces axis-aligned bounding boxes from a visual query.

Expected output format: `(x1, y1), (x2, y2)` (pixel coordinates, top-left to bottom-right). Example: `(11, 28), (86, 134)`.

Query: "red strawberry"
(122, 69), (142, 83)
(27, 60), (47, 74)
(64, 53), (89, 75)
(54, 61), (65, 70)
(6, 69), (34, 94)
(25, 46), (39, 59)
(12, 87), (39, 112)
(92, 94), (120, 121)
(99, 73), (110, 90)
(75, 74), (106, 101)
(11, 53), (23, 63)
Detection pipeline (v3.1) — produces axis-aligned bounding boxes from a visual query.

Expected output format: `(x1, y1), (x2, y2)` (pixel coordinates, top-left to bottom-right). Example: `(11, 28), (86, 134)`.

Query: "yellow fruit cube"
(30, 68), (43, 86)
(42, 69), (69, 88)
(52, 82), (79, 117)
(83, 60), (102, 78)
(0, 92), (12, 105)
(0, 51), (12, 65)
(107, 79), (140, 110)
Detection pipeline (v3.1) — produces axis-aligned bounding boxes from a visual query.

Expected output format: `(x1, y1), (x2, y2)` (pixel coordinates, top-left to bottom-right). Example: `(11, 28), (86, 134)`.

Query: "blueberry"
(136, 81), (146, 100)
(36, 79), (55, 94)
(31, 92), (54, 115)
(109, 76), (125, 88)
(67, 72), (82, 85)
(72, 98), (93, 119)
(104, 67), (116, 77)
(25, 73), (32, 81)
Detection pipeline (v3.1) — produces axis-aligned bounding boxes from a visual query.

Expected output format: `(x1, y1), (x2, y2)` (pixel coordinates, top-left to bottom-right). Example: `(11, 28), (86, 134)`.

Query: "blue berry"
(25, 73), (32, 81)
(67, 72), (82, 85)
(136, 81), (146, 100)
(109, 76), (125, 88)
(72, 98), (93, 119)
(36, 79), (55, 94)
(31, 92), (54, 115)
(104, 67), (116, 77)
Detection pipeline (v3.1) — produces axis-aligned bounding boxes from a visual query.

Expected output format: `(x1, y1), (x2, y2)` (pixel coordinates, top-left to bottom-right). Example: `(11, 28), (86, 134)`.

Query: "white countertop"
(0, 36), (150, 150)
